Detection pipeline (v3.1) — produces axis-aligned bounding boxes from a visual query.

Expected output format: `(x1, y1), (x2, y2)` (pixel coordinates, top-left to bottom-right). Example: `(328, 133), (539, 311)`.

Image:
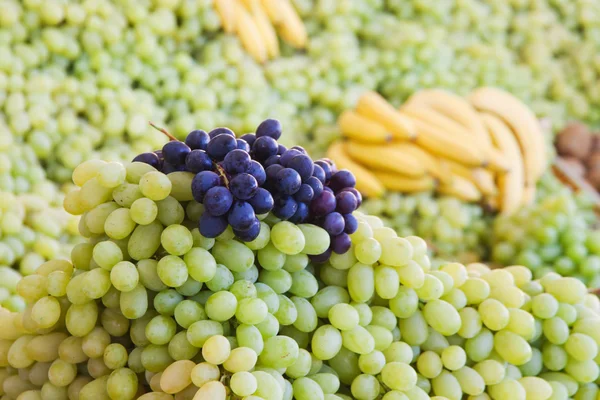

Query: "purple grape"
(230, 173), (258, 200)
(133, 152), (160, 169)
(291, 146), (307, 154)
(341, 188), (362, 207)
(288, 154), (314, 181)
(280, 149), (302, 167)
(209, 127), (235, 139)
(255, 118), (282, 140)
(154, 150), (163, 160)
(312, 164), (326, 183)
(306, 177), (323, 198)
(331, 233), (351, 254)
(240, 133), (256, 147)
(323, 187), (334, 194)
(336, 191), (358, 214)
(207, 134), (237, 161)
(252, 136), (278, 160)
(236, 139), (251, 152)
(249, 188), (274, 214)
(162, 161), (185, 174)
(228, 201), (255, 231)
(234, 218), (261, 242)
(191, 171), (221, 202)
(289, 202), (309, 223)
(273, 196), (298, 220)
(264, 155), (281, 168)
(277, 144), (287, 155)
(294, 184), (314, 203)
(185, 130), (209, 150)
(310, 191), (336, 216)
(224, 149), (251, 174)
(329, 170), (356, 192)
(266, 164), (284, 183)
(163, 141), (191, 166)
(247, 161), (266, 186)
(199, 213), (228, 238)
(203, 186), (233, 216)
(315, 160), (333, 181)
(276, 168), (302, 195)
(323, 212), (345, 236)
(310, 248), (332, 264)
(185, 150), (213, 173)
(343, 214), (358, 234)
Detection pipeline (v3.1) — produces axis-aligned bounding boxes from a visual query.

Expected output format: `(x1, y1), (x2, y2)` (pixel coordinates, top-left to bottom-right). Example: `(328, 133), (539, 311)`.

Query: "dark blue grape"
(185, 150), (213, 173)
(315, 160), (333, 181)
(288, 202), (309, 223)
(191, 171), (221, 202)
(234, 218), (261, 242)
(266, 164), (284, 182)
(329, 170), (356, 192)
(291, 146), (307, 154)
(255, 119), (282, 140)
(294, 184), (314, 203)
(185, 130), (209, 150)
(154, 150), (163, 160)
(163, 141), (191, 166)
(323, 212), (345, 236)
(252, 136), (278, 160)
(162, 161), (185, 174)
(277, 145), (287, 155)
(240, 133), (256, 147)
(280, 149), (301, 167)
(203, 186), (233, 216)
(310, 191), (336, 216)
(249, 188), (274, 214)
(209, 127), (235, 139)
(207, 134), (237, 161)
(276, 168), (302, 195)
(223, 149), (251, 175)
(310, 248), (332, 264)
(341, 188), (362, 207)
(306, 177), (323, 198)
(336, 191), (358, 214)
(230, 173), (258, 200)
(228, 201), (255, 231)
(312, 164), (325, 183)
(331, 233), (351, 254)
(247, 161), (266, 186)
(273, 196), (298, 220)
(199, 213), (228, 238)
(343, 214), (358, 234)
(323, 187), (334, 194)
(133, 152), (160, 169)
(288, 154), (314, 181)
(236, 139), (250, 152)
(264, 155), (281, 168)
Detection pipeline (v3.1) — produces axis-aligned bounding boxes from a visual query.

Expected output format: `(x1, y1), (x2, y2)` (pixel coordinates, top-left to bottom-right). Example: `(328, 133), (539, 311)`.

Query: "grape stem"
(149, 121), (178, 142)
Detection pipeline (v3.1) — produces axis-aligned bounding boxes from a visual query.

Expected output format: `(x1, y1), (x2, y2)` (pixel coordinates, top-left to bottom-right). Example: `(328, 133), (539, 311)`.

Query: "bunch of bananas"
(214, 0), (307, 62)
(327, 88), (548, 216)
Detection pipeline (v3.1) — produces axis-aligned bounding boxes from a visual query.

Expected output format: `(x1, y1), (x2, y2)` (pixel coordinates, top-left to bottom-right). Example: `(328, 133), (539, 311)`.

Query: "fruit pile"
(328, 88), (548, 216)
(555, 122), (600, 193)
(2, 121), (600, 400)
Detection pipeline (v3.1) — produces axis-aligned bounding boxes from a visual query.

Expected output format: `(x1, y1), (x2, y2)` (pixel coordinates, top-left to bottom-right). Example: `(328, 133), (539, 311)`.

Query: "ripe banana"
(441, 159), (497, 197)
(522, 185), (536, 207)
(276, 0), (308, 49)
(468, 87), (547, 184)
(406, 117), (487, 168)
(356, 91), (416, 140)
(344, 141), (428, 178)
(260, 0), (284, 23)
(326, 142), (385, 198)
(338, 110), (392, 144)
(373, 171), (436, 193)
(249, 0), (280, 58)
(391, 142), (452, 185)
(438, 175), (482, 202)
(481, 112), (525, 215)
(215, 0), (236, 34)
(233, 1), (268, 63)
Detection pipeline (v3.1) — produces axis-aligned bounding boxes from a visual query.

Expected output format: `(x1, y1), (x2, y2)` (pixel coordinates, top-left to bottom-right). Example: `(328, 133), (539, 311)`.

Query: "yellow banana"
(438, 175), (482, 202)
(338, 110), (392, 144)
(468, 87), (547, 184)
(344, 141), (428, 178)
(260, 0), (284, 23)
(406, 117), (487, 168)
(440, 159), (497, 197)
(276, 0), (307, 49)
(373, 171), (436, 193)
(233, 1), (268, 63)
(480, 112), (525, 215)
(249, 0), (280, 58)
(215, 0), (236, 33)
(356, 91), (416, 140)
(522, 185), (536, 207)
(390, 142), (452, 185)
(326, 142), (385, 198)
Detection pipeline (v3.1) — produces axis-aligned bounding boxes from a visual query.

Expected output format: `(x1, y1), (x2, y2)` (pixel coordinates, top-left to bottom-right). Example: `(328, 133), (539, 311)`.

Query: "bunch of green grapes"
(3, 155), (600, 400)
(492, 174), (600, 287)
(361, 192), (492, 264)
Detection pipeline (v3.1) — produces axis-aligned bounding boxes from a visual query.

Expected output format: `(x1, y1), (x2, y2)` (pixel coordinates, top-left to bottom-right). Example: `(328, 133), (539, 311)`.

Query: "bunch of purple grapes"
(131, 119), (361, 260)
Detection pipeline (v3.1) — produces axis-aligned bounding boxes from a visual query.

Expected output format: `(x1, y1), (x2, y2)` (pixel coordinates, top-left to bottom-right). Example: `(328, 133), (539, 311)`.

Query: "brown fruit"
(556, 122), (592, 160)
(586, 168), (600, 191)
(561, 157), (586, 176)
